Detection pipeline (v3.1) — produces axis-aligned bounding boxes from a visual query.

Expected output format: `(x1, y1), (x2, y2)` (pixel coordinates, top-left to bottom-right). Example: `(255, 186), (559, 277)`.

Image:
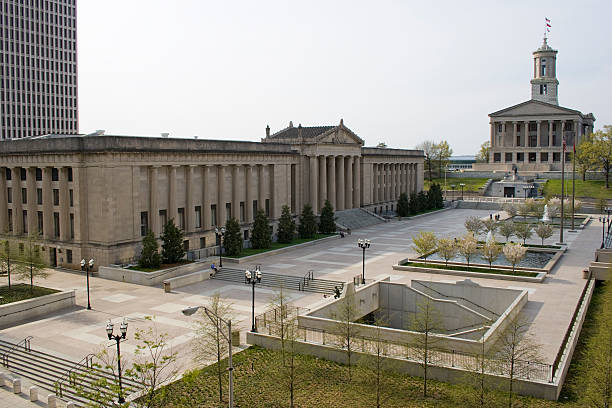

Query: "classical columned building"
(0, 121), (423, 267)
(474, 38), (595, 172)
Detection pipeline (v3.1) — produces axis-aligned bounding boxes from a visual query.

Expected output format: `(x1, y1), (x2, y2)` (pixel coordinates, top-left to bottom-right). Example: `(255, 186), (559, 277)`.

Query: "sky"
(76, 0), (612, 155)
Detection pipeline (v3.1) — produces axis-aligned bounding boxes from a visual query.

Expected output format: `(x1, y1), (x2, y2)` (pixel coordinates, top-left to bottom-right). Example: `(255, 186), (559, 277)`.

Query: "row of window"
(6, 208), (74, 239)
(5, 167), (73, 181)
(7, 186), (73, 206)
(2, 1), (76, 17)
(493, 152), (571, 163)
(496, 123), (572, 132)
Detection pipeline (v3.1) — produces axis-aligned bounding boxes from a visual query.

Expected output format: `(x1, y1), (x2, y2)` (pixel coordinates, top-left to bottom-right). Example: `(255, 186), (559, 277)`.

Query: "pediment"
(489, 100), (581, 118)
(317, 127), (363, 145)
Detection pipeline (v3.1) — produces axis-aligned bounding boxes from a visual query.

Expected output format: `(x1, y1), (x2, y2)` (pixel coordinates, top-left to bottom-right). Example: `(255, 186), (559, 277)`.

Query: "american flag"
(546, 18), (551, 32)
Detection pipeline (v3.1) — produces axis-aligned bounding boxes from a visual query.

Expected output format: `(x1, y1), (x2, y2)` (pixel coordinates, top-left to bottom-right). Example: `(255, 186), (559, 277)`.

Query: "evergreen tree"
(161, 218), (185, 264)
(223, 217), (242, 256)
(397, 193), (410, 217)
(277, 205), (296, 244)
(298, 203), (318, 238)
(251, 209), (272, 249)
(408, 193), (418, 215)
(139, 231), (161, 269)
(318, 200), (336, 234)
(427, 183), (444, 209)
(417, 191), (428, 212)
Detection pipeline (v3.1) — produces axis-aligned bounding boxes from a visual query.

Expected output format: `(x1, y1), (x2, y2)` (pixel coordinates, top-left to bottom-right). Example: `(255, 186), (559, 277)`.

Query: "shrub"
(277, 205), (295, 244)
(412, 231), (437, 262)
(397, 193), (410, 217)
(298, 204), (317, 238)
(251, 209), (272, 249)
(319, 200), (336, 234)
(161, 219), (185, 264)
(427, 183), (444, 209)
(408, 193), (418, 215)
(139, 231), (161, 269)
(223, 217), (242, 256)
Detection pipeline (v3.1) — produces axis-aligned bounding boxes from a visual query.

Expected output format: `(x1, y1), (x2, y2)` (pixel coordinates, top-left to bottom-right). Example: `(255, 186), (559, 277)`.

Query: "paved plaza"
(0, 208), (600, 382)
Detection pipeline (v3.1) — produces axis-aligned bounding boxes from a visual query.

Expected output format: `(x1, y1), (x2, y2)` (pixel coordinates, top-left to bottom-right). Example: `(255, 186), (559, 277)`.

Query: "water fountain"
(541, 204), (551, 222)
(486, 230), (494, 243)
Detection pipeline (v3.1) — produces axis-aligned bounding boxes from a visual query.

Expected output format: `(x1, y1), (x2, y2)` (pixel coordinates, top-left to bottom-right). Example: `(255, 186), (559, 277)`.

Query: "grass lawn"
(128, 260), (193, 273)
(424, 177), (489, 192)
(401, 261), (539, 277)
(542, 179), (610, 199)
(0, 283), (59, 305)
(225, 234), (335, 258)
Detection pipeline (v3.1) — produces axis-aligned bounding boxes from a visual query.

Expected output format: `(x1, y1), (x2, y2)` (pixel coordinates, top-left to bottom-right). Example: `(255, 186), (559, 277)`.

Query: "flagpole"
(571, 141), (576, 232)
(559, 139), (565, 244)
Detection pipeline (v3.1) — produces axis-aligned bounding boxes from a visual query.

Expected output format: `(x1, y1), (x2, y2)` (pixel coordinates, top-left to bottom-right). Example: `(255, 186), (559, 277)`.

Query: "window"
(541, 60), (546, 76)
(252, 200), (258, 217)
(211, 204), (217, 226)
(516, 135), (521, 146)
(200, 237), (206, 249)
(37, 211), (43, 234)
(498, 124), (502, 133)
(37, 188), (43, 205)
(225, 203), (231, 221)
(529, 152), (537, 162)
(7, 188), (11, 204)
(552, 124), (556, 131)
(68, 168), (73, 182)
(553, 152), (561, 162)
(36, 168), (42, 181)
(494, 153), (501, 163)
(178, 208), (185, 230)
(195, 206), (202, 228)
(265, 199), (270, 217)
(22, 210), (28, 233)
(243, 230), (249, 241)
(52, 168), (59, 181)
(183, 240), (189, 251)
(20, 168), (26, 181)
(53, 212), (60, 238)
(6, 168), (11, 181)
(541, 152), (548, 162)
(7, 209), (12, 232)
(505, 152), (512, 162)
(529, 135), (537, 147)
(159, 209), (167, 227)
(69, 190), (73, 206)
(140, 211), (148, 236)
(517, 153), (524, 162)
(240, 202), (245, 223)
(22, 188), (27, 204)
(70, 214), (74, 239)
(67, 249), (72, 264)
(53, 189), (59, 205)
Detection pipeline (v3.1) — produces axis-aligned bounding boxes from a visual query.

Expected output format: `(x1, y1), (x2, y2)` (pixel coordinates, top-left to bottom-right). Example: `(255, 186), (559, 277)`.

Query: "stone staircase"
(212, 268), (344, 295)
(334, 208), (386, 231)
(0, 338), (144, 407)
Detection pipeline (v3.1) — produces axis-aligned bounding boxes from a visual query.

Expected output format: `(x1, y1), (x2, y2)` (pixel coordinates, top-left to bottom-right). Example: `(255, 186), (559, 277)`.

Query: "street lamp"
(182, 306), (234, 408)
(523, 185), (534, 200)
(106, 319), (128, 404)
(215, 227), (226, 268)
(459, 183), (466, 200)
(450, 184), (456, 201)
(357, 239), (371, 284)
(80, 258), (94, 310)
(245, 265), (262, 333)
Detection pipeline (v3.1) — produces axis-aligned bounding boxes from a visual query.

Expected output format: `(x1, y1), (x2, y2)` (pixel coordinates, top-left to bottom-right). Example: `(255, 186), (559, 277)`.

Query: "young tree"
(498, 221), (515, 243)
(597, 197), (608, 214)
(332, 291), (360, 382)
(534, 223), (553, 245)
(366, 315), (391, 408)
(277, 205), (296, 244)
(475, 141), (490, 163)
(191, 293), (234, 403)
(575, 138), (597, 181)
(546, 197), (561, 220)
(160, 219), (184, 264)
(0, 239), (20, 288)
(416, 140), (436, 181)
(591, 125), (612, 188)
(251, 209), (272, 249)
(463, 336), (499, 408)
(502, 203), (519, 218)
(223, 217), (242, 256)
(496, 317), (542, 408)
(412, 231), (438, 262)
(503, 243), (527, 273)
(457, 233), (478, 267)
(17, 233), (47, 293)
(433, 140), (453, 178)
(139, 231), (161, 269)
(318, 200), (336, 234)
(480, 239), (501, 269)
(481, 218), (498, 238)
(513, 223), (533, 245)
(409, 296), (442, 397)
(396, 193), (410, 217)
(436, 238), (456, 266)
(464, 216), (483, 237)
(298, 203), (317, 239)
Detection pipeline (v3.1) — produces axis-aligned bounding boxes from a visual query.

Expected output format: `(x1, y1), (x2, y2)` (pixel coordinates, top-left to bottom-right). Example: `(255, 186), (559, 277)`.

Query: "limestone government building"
(473, 37), (595, 172)
(0, 120), (424, 268)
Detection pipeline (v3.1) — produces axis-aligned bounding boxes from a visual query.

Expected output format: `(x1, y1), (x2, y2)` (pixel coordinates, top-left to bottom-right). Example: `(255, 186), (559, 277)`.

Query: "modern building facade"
(474, 38), (595, 172)
(0, 0), (78, 140)
(0, 121), (424, 267)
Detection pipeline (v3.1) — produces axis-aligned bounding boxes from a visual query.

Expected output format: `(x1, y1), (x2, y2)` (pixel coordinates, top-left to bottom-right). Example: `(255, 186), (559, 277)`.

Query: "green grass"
(0, 284), (59, 305)
(401, 261), (539, 277)
(128, 260), (193, 273)
(424, 177), (489, 192)
(225, 234), (335, 258)
(542, 179), (610, 199)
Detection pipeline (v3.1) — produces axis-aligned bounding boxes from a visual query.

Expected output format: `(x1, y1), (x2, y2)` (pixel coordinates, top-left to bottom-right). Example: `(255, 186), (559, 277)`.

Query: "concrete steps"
(334, 208), (386, 231)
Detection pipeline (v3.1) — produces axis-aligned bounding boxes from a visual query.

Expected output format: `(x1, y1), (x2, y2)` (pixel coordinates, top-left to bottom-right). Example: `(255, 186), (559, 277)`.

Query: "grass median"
(225, 234), (336, 258)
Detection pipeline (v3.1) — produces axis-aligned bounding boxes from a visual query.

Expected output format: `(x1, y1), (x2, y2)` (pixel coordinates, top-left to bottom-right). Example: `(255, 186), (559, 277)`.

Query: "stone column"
(490, 122), (495, 148)
(549, 120), (554, 146)
(42, 167), (53, 239)
(59, 167), (70, 241)
(336, 156), (345, 211)
(186, 165), (195, 232)
(12, 167), (23, 235)
(353, 156), (360, 208)
(26, 167), (37, 235)
(0, 168), (7, 233)
(245, 165), (254, 223)
(232, 165), (239, 220)
(168, 166), (177, 223)
(412, 163), (418, 194)
(217, 165), (226, 226)
(386, 164), (391, 201)
(318, 155), (327, 210)
(328, 157), (336, 209)
(345, 156), (353, 209)
(536, 121), (541, 148)
(372, 164), (378, 203)
(574, 120), (581, 145)
(502, 122), (507, 147)
(309, 156), (318, 213)
(258, 164), (265, 212)
(513, 122), (518, 147)
(202, 166), (211, 230)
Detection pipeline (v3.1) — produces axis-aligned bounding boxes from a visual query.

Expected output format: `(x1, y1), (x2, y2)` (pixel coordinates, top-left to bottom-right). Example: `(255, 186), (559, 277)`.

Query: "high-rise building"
(0, 0), (78, 140)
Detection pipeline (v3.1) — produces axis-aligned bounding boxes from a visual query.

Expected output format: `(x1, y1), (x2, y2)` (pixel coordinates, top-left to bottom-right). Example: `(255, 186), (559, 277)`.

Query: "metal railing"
(55, 353), (95, 398)
(299, 271), (314, 291)
(1, 336), (32, 368)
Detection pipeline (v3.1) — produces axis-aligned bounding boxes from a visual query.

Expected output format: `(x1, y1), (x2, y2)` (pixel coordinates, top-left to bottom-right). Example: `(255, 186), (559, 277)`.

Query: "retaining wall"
(0, 291), (75, 328)
(98, 262), (206, 286)
(163, 268), (215, 292)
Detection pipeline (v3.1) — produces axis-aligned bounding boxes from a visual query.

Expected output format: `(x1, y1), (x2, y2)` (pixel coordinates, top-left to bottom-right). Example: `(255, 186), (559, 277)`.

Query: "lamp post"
(182, 306), (234, 408)
(215, 226), (226, 268)
(357, 239), (371, 284)
(600, 215), (610, 249)
(106, 319), (128, 404)
(245, 265), (262, 333)
(80, 258), (94, 310)
(459, 183), (465, 201)
(450, 184), (456, 202)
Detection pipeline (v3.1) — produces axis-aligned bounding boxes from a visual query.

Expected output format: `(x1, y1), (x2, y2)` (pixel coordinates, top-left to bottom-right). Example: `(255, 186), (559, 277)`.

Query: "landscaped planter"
(99, 261), (207, 286)
(0, 290), (75, 328)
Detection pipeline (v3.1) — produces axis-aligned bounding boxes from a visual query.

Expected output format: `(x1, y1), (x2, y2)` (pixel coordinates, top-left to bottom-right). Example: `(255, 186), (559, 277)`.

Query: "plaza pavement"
(0, 208), (600, 394)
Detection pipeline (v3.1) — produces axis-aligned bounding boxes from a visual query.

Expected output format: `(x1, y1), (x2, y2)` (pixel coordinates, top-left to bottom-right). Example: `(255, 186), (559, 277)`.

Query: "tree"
(412, 231), (437, 262)
(498, 221), (515, 243)
(318, 200), (336, 234)
(475, 141), (490, 163)
(591, 125), (612, 188)
(597, 197), (608, 214)
(0, 239), (20, 288)
(160, 219), (184, 264)
(277, 205), (296, 244)
(408, 193), (418, 215)
(396, 193), (410, 217)
(575, 138), (597, 181)
(464, 216), (483, 237)
(463, 336), (498, 408)
(409, 296), (442, 397)
(503, 243), (527, 273)
(298, 203), (317, 239)
(427, 183), (444, 209)
(191, 293), (234, 403)
(546, 197), (561, 220)
(368, 315), (390, 408)
(332, 291), (360, 382)
(416, 140), (436, 181)
(496, 316), (542, 408)
(251, 209), (272, 249)
(436, 238), (456, 266)
(416, 191), (428, 212)
(481, 218), (498, 238)
(457, 234), (478, 267)
(139, 231), (161, 269)
(480, 239), (501, 269)
(513, 223), (532, 245)
(433, 140), (453, 178)
(223, 217), (242, 256)
(17, 233), (47, 293)
(502, 203), (518, 218)
(534, 223), (553, 246)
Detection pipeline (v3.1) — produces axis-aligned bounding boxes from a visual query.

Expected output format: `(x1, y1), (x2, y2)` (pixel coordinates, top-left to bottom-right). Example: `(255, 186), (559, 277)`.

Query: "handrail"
(412, 281), (499, 318)
(1, 336), (33, 368)
(55, 353), (96, 397)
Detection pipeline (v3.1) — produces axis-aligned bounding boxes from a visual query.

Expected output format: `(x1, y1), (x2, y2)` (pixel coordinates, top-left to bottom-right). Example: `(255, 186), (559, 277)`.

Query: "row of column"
(372, 162), (417, 203)
(308, 155), (361, 214)
(490, 119), (583, 148)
